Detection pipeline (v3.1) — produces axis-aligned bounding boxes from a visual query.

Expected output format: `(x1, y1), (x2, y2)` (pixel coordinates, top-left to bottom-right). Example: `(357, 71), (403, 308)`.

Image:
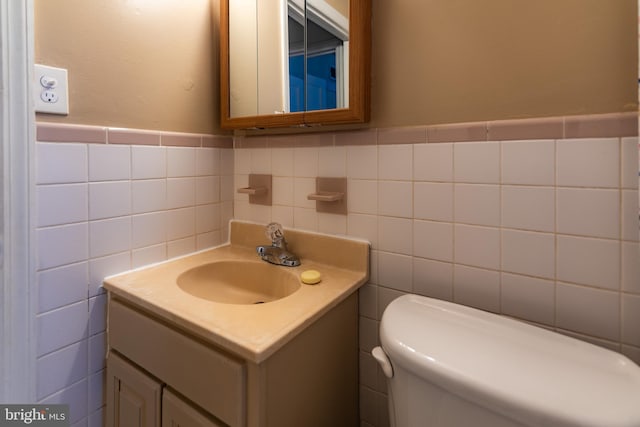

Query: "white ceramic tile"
(220, 148), (234, 176)
(348, 179), (378, 215)
(454, 184), (500, 226)
(413, 220), (453, 262)
(358, 283), (378, 319)
(36, 341), (87, 400)
(501, 273), (555, 325)
(131, 211), (167, 248)
(378, 144), (413, 180)
(166, 207), (195, 240)
(293, 147), (319, 177)
(359, 316), (379, 353)
(89, 217), (131, 259)
(196, 203), (220, 233)
(197, 231), (221, 251)
(89, 144), (130, 181)
(557, 138), (619, 188)
(88, 181), (131, 220)
(360, 351), (379, 391)
(37, 143), (88, 184)
(195, 147), (218, 176)
(272, 176), (294, 206)
(167, 147), (196, 177)
(502, 230), (555, 279)
(221, 201), (234, 230)
(453, 142), (500, 183)
(196, 176), (218, 205)
(502, 186), (554, 232)
(377, 286), (404, 320)
(294, 207), (318, 231)
(131, 179), (166, 214)
(413, 258), (453, 300)
(132, 244), (167, 269)
(622, 293), (640, 346)
(377, 251), (412, 292)
(271, 205), (294, 228)
(347, 145), (377, 179)
(319, 146), (346, 177)
(622, 189), (639, 241)
(622, 242), (640, 293)
(89, 294), (107, 335)
(369, 250), (379, 287)
(557, 235), (620, 290)
(413, 143), (453, 182)
(293, 177), (316, 209)
(38, 262), (88, 313)
(166, 177), (195, 209)
(271, 148), (294, 177)
(37, 183), (88, 227)
(453, 265), (500, 313)
(220, 175), (235, 202)
(318, 212), (347, 235)
(501, 140), (555, 185)
(414, 182), (453, 221)
(378, 216), (412, 255)
(234, 148), (251, 175)
(378, 181), (412, 218)
(38, 223), (89, 270)
(167, 236), (196, 259)
(132, 146), (166, 179)
(38, 377), (88, 424)
(557, 188), (619, 239)
(37, 301), (88, 356)
(88, 332), (106, 373)
(250, 148), (272, 174)
(348, 214), (378, 248)
(556, 282), (620, 340)
(88, 370), (105, 412)
(454, 224), (500, 269)
(233, 200), (250, 222)
(621, 137), (639, 189)
(88, 252), (130, 297)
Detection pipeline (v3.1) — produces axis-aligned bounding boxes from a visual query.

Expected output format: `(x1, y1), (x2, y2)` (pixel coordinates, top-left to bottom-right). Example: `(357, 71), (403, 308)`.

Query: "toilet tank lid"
(380, 295), (640, 427)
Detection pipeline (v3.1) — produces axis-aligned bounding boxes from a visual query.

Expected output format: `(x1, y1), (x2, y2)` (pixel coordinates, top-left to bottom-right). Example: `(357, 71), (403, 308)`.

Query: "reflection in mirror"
(221, 0), (370, 129)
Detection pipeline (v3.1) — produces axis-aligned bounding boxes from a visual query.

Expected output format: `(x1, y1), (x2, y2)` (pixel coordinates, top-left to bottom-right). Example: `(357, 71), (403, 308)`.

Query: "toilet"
(372, 294), (640, 427)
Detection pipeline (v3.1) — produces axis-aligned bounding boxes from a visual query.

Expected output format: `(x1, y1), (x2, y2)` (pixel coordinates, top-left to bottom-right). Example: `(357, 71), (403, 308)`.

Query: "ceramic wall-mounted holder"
(308, 177), (347, 215)
(238, 174), (272, 205)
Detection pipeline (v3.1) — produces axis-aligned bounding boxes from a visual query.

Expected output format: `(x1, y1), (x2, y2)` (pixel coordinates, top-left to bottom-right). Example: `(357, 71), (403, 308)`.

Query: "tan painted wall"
(371, 0), (638, 127)
(34, 0), (220, 134)
(35, 0), (637, 133)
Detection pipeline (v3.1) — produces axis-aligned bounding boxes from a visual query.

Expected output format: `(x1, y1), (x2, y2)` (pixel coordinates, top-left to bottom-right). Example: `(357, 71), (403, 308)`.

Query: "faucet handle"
(265, 222), (284, 245)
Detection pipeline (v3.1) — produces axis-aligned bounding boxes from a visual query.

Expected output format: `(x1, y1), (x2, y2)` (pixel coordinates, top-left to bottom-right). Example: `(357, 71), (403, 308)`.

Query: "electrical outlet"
(34, 64), (69, 115)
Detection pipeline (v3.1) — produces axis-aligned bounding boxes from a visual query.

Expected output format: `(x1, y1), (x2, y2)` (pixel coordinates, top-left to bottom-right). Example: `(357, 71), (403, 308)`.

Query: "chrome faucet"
(256, 223), (300, 267)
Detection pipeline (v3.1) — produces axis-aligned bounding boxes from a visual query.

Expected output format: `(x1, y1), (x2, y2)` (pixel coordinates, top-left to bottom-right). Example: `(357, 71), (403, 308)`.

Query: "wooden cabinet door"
(162, 389), (224, 427)
(106, 351), (162, 427)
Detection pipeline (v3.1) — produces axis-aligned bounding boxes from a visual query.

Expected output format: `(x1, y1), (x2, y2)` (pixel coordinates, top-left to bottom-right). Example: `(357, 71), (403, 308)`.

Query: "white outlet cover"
(34, 64), (69, 115)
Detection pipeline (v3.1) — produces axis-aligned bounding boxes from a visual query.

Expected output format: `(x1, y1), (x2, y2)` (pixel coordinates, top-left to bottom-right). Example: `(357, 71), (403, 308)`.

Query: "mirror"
(220, 0), (370, 129)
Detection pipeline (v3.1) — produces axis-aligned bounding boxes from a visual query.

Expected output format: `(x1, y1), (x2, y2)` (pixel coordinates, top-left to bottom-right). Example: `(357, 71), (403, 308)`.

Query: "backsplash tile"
(35, 123), (233, 412)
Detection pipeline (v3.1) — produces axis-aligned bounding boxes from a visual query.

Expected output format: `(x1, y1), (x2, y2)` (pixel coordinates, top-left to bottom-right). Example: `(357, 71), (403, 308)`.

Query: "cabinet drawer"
(109, 299), (246, 427)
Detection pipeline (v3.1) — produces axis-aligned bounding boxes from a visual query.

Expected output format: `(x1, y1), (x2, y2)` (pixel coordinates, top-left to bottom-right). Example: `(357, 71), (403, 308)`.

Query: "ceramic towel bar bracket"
(309, 177), (347, 215)
(238, 187), (267, 196)
(307, 192), (344, 202)
(238, 174), (272, 206)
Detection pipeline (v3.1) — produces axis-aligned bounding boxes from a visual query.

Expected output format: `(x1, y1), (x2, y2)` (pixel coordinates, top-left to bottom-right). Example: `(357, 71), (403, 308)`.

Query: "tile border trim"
(235, 111), (638, 148)
(36, 122), (234, 149)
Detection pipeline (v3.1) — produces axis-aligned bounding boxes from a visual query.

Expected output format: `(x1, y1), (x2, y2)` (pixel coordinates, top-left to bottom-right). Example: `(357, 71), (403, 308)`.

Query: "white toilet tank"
(372, 294), (640, 427)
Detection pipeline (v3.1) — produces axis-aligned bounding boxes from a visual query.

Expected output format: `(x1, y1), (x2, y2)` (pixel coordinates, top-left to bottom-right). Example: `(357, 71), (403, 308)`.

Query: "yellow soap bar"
(301, 270), (322, 285)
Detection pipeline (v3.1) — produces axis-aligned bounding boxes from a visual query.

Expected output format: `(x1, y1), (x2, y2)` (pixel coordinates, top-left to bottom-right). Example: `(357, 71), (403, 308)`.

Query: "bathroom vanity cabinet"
(105, 292), (359, 427)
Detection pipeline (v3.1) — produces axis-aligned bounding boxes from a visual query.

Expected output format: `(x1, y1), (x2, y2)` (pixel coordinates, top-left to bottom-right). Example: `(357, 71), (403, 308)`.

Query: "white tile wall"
(233, 135), (639, 427)
(35, 139), (234, 425)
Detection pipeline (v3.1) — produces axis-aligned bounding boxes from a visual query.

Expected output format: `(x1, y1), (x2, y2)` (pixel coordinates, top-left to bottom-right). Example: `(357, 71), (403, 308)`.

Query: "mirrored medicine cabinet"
(220, 0), (371, 130)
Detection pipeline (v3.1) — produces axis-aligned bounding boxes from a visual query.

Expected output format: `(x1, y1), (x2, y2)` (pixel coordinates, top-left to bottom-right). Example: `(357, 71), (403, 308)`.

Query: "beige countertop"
(104, 221), (370, 363)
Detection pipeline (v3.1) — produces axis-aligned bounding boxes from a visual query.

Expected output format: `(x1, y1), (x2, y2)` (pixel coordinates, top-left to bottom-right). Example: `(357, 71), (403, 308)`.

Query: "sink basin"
(177, 260), (301, 305)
